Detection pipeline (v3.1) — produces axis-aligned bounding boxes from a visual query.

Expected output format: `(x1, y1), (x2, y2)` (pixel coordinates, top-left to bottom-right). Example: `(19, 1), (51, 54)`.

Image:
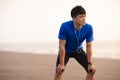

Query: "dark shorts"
(56, 49), (88, 73)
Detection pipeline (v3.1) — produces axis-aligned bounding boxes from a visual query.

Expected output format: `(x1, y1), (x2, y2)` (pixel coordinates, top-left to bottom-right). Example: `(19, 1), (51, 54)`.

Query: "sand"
(0, 51), (120, 80)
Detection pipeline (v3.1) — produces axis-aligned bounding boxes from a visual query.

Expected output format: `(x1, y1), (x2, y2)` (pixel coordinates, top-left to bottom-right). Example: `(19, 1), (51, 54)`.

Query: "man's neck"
(74, 23), (82, 30)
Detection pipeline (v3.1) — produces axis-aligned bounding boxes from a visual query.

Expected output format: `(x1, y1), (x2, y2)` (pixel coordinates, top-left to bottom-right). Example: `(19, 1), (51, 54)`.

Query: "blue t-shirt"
(58, 20), (94, 53)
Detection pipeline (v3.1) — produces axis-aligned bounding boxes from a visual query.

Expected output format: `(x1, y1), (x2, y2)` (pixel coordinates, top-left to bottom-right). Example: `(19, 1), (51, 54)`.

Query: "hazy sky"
(0, 0), (120, 43)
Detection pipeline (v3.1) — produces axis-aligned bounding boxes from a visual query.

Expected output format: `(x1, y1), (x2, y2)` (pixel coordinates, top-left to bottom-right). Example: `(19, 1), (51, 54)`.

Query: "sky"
(0, 0), (120, 43)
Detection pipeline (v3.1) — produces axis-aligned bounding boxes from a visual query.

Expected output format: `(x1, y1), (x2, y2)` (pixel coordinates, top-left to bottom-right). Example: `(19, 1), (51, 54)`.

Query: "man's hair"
(71, 5), (86, 18)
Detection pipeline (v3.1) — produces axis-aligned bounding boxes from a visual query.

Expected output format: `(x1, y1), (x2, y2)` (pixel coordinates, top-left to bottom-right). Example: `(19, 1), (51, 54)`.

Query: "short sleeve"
(58, 23), (66, 40)
(86, 25), (94, 42)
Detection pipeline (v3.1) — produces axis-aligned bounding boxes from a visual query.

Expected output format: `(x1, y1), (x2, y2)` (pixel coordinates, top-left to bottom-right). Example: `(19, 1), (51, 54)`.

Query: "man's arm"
(86, 41), (96, 75)
(86, 42), (93, 63)
(59, 40), (66, 67)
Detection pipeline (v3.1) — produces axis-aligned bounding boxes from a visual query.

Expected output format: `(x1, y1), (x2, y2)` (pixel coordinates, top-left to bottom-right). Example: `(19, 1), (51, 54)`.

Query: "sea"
(0, 41), (120, 60)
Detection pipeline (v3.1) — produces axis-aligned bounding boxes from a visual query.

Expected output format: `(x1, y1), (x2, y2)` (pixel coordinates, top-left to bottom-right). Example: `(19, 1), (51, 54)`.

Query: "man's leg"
(54, 69), (63, 80)
(86, 64), (96, 80)
(54, 53), (70, 80)
(74, 50), (96, 80)
(86, 72), (95, 80)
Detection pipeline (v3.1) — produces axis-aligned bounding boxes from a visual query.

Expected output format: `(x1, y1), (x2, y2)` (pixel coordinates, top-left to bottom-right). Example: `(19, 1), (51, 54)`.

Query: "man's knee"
(87, 66), (96, 79)
(55, 67), (64, 76)
(88, 65), (96, 75)
(92, 65), (96, 75)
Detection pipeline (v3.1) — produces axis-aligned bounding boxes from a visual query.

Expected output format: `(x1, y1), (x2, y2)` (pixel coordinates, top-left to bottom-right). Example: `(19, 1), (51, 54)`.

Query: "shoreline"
(0, 50), (120, 60)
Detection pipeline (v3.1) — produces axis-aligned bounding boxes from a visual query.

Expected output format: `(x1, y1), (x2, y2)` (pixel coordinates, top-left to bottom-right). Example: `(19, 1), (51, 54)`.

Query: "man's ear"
(72, 17), (76, 22)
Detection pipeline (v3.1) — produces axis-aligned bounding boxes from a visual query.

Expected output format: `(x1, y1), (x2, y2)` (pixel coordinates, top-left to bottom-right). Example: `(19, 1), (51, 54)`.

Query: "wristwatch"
(88, 62), (93, 65)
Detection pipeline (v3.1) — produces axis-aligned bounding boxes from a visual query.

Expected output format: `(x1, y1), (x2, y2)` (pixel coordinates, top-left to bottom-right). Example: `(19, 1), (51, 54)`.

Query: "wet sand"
(0, 51), (120, 80)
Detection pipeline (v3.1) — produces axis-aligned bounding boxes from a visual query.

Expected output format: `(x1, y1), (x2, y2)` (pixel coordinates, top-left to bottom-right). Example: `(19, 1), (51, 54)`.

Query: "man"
(54, 5), (96, 80)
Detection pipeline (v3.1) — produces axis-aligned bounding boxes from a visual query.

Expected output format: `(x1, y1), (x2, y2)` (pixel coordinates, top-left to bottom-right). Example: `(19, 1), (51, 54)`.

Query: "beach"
(0, 51), (120, 80)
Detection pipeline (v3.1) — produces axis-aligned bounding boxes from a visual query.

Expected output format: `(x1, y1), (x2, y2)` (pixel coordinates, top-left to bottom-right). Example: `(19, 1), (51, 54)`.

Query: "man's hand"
(56, 64), (65, 75)
(88, 64), (96, 75)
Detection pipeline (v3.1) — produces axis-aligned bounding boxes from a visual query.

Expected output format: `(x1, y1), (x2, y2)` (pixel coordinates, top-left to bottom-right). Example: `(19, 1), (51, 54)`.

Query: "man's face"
(73, 14), (86, 26)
